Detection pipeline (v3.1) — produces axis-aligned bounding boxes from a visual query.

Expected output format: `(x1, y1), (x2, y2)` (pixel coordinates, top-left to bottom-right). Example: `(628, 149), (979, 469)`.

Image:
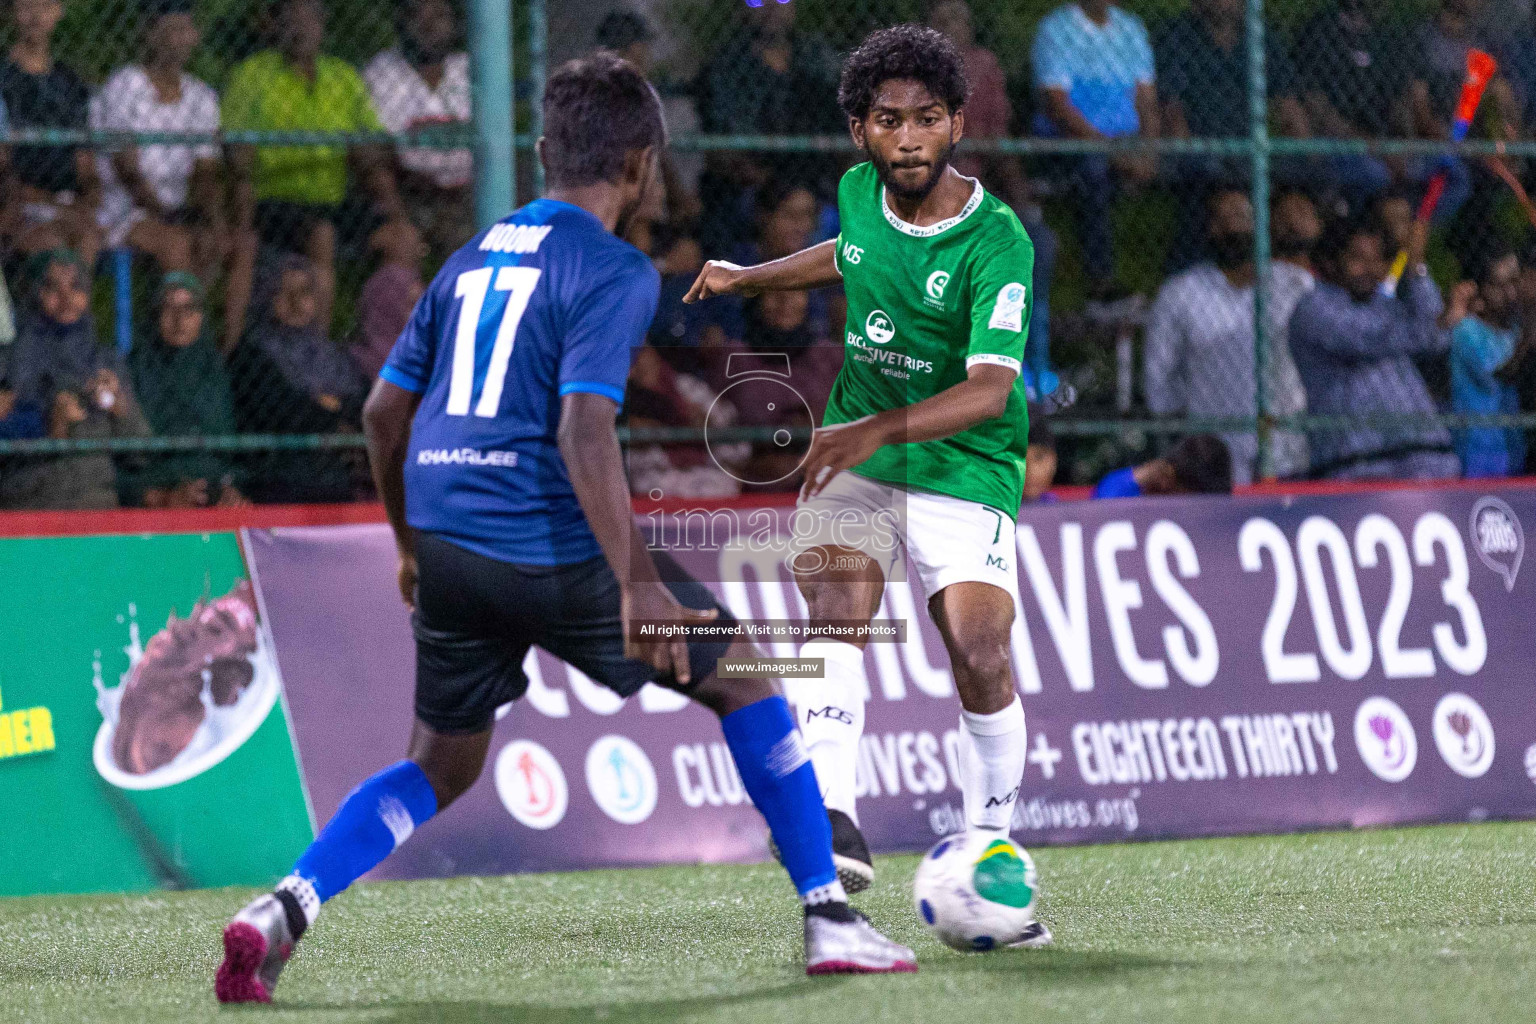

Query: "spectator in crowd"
(928, 0), (1059, 394)
(0, 273), (37, 440)
(350, 218), (425, 380)
(594, 12), (700, 241)
(222, 0), (408, 350)
(227, 254), (364, 502)
(127, 272), (246, 507)
(0, 250), (149, 509)
(1273, 188), (1323, 274)
(1031, 0), (1160, 296)
(623, 343), (741, 499)
(1022, 414), (1059, 503)
(364, 0), (473, 264)
(1156, 0), (1312, 269)
(1090, 433), (1234, 498)
(0, 0), (102, 268)
(1450, 246), (1525, 476)
(1143, 187), (1310, 484)
(1297, 0), (1469, 217)
(1289, 216), (1469, 480)
(90, 0), (225, 279)
(694, 0), (841, 255)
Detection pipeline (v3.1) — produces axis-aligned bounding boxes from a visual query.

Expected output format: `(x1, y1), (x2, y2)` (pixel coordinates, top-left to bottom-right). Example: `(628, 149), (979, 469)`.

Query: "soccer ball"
(912, 832), (1038, 951)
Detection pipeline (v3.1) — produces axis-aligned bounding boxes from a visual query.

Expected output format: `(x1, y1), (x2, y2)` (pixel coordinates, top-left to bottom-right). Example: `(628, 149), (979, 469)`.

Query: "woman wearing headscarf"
(0, 249), (149, 509)
(127, 272), (247, 506)
(227, 253), (365, 502)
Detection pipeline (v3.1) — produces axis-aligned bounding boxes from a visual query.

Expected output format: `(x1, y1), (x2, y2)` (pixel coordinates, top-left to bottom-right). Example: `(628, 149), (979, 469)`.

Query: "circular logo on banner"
(1432, 693), (1495, 778)
(586, 735), (658, 824)
(1469, 496), (1524, 592)
(1354, 697), (1417, 782)
(494, 739), (568, 830)
(865, 309), (896, 344)
(925, 271), (950, 301)
(1524, 743), (1536, 784)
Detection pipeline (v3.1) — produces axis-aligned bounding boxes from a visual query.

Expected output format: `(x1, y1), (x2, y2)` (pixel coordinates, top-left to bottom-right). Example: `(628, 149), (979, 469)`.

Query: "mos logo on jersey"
(866, 309), (896, 344)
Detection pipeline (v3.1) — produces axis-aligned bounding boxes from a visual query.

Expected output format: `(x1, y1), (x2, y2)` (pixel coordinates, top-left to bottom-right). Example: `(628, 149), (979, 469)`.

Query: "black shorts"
(411, 531), (737, 733)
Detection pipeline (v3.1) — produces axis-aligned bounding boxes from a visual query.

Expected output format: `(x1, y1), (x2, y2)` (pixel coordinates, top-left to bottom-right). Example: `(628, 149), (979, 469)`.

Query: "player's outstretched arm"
(800, 364), (1017, 499)
(557, 392), (718, 683)
(363, 379), (425, 607)
(682, 239), (840, 304)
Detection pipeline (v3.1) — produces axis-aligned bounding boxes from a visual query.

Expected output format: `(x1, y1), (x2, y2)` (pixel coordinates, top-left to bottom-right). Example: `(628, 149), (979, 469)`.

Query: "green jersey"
(826, 162), (1035, 517)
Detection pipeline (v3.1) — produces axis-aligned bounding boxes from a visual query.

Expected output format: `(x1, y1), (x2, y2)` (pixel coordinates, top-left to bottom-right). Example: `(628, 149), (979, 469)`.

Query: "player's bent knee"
(690, 672), (775, 718)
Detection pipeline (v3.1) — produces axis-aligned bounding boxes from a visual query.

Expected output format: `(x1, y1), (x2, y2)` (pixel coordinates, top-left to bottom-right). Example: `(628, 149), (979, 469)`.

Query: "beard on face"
(869, 138), (955, 202)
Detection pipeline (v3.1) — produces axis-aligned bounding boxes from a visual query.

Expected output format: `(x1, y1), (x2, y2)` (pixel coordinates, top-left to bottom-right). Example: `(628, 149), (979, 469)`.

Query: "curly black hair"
(837, 24), (968, 121)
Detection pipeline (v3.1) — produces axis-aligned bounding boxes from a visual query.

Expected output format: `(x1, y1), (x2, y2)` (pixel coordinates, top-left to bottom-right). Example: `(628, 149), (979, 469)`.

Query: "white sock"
(958, 696), (1026, 834)
(785, 640), (867, 825)
(275, 874), (320, 928)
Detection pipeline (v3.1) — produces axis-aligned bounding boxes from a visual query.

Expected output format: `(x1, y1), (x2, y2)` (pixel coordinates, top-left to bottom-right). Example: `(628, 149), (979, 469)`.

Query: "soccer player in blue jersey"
(214, 54), (914, 1003)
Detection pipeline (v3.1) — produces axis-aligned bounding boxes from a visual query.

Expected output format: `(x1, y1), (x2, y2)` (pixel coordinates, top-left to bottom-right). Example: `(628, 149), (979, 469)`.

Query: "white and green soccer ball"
(913, 832), (1038, 951)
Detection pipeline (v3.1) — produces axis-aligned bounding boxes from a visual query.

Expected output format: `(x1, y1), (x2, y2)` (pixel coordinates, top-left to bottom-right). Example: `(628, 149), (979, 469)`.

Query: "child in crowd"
(1091, 434), (1233, 499)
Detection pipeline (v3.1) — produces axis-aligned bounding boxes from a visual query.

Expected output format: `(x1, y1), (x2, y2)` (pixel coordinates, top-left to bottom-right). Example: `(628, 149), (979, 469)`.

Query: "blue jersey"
(381, 199), (659, 565)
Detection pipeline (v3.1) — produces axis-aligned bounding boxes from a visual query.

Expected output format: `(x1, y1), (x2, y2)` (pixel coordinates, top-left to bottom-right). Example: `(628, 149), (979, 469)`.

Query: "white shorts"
(792, 470), (1021, 604)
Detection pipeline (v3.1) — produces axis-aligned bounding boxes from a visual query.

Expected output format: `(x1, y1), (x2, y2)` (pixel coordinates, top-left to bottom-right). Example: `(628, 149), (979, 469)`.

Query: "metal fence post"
(530, 0), (546, 197)
(469, 0), (516, 227)
(1247, 0), (1273, 480)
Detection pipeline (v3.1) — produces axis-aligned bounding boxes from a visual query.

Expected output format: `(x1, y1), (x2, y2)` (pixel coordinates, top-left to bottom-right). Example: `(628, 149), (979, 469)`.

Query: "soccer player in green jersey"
(686, 25), (1048, 946)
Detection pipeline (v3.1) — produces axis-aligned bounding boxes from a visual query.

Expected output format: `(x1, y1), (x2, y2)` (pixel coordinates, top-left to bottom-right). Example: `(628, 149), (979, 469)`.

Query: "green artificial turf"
(4, 821), (1535, 1023)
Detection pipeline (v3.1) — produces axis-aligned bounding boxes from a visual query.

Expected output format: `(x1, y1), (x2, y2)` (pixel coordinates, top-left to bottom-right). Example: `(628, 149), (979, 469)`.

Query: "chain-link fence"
(4, 0), (1536, 508)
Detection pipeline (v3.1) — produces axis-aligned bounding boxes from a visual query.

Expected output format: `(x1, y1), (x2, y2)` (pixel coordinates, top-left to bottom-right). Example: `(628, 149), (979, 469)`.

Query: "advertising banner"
(246, 484), (1536, 880)
(1, 533), (313, 896)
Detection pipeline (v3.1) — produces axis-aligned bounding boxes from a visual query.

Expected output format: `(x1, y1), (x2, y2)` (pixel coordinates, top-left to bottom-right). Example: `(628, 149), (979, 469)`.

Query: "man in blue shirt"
(1451, 247), (1524, 477)
(1031, 0), (1160, 293)
(215, 55), (913, 1004)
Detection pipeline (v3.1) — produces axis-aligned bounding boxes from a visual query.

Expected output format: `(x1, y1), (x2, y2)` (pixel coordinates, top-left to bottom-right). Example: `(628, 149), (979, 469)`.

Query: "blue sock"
(278, 760), (438, 917)
(721, 696), (842, 903)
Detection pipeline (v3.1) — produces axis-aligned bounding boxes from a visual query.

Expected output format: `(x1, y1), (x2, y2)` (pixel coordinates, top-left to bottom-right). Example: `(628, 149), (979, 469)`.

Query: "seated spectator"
(127, 272), (246, 507)
(1156, 0), (1312, 269)
(350, 218), (426, 380)
(1143, 187), (1310, 484)
(929, 0), (1059, 390)
(227, 254), (364, 502)
(624, 344), (741, 499)
(0, 0), (102, 268)
(1297, 0), (1468, 218)
(1450, 246), (1525, 476)
(1289, 216), (1467, 481)
(1031, 0), (1159, 295)
(90, 0), (225, 279)
(0, 250), (149, 509)
(693, 0), (841, 256)
(1022, 414), (1058, 503)
(222, 0), (408, 350)
(364, 0), (473, 264)
(0, 273), (39, 440)
(1091, 434), (1233, 498)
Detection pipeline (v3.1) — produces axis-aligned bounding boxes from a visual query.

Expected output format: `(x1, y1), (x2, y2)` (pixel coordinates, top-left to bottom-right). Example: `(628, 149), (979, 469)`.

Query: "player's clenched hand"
(799, 416), (890, 501)
(683, 260), (759, 303)
(622, 581), (718, 685)
(397, 552), (419, 611)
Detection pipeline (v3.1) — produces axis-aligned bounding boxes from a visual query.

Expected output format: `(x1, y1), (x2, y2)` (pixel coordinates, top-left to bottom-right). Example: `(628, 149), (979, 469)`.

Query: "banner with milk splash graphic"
(0, 532), (313, 896)
(243, 485), (1536, 882)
